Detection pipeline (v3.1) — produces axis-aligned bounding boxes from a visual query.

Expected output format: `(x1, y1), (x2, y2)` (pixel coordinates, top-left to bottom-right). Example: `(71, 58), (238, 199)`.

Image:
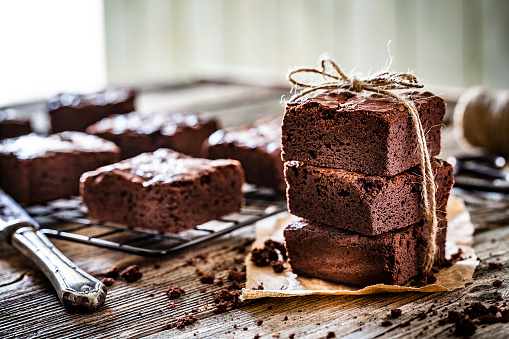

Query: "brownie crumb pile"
(250, 240), (288, 273)
(166, 285), (185, 299)
(120, 265), (143, 283)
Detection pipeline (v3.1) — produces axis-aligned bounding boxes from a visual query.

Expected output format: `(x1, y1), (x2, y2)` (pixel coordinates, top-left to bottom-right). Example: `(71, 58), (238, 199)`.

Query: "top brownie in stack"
(282, 90), (445, 176)
(0, 109), (32, 139)
(0, 132), (120, 204)
(87, 111), (218, 159)
(202, 116), (285, 192)
(48, 88), (136, 133)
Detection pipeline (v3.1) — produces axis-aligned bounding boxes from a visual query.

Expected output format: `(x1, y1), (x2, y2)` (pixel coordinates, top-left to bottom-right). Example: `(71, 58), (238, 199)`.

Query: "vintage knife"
(0, 190), (106, 312)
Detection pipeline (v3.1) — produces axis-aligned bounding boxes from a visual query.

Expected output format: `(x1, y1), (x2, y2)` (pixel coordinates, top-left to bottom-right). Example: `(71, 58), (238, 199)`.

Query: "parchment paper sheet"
(242, 195), (478, 299)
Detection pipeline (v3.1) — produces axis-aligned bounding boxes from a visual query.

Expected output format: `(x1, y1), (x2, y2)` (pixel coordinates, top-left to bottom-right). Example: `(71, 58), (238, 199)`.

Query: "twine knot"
(287, 57), (438, 273)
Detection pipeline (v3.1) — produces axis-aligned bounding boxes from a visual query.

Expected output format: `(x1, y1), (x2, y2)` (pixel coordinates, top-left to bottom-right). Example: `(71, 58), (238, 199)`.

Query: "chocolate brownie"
(285, 158), (454, 235)
(80, 148), (244, 233)
(202, 116), (285, 192)
(0, 109), (32, 139)
(48, 88), (136, 133)
(284, 218), (447, 286)
(282, 90), (445, 176)
(86, 111), (218, 159)
(0, 132), (120, 204)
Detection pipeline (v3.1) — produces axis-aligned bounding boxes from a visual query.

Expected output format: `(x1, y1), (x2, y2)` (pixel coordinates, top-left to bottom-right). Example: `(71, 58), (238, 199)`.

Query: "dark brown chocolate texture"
(0, 132), (120, 204)
(282, 90), (445, 176)
(87, 111), (218, 159)
(80, 148), (244, 233)
(285, 158), (454, 235)
(48, 88), (136, 133)
(0, 109), (32, 139)
(283, 217), (447, 286)
(203, 116), (285, 192)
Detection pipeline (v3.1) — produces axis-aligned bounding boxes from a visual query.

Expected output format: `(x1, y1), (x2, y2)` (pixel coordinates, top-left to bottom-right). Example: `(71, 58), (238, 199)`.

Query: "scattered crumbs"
(217, 278), (224, 286)
(288, 334), (295, 339)
(103, 266), (120, 278)
(165, 322), (172, 329)
(252, 284), (264, 291)
(200, 273), (215, 284)
(257, 320), (263, 326)
(201, 288), (207, 293)
(326, 331), (336, 338)
(243, 327), (248, 331)
(228, 267), (246, 281)
(101, 277), (114, 286)
(381, 320), (392, 327)
(270, 260), (286, 273)
(400, 321), (411, 327)
(316, 323), (320, 325)
(272, 333), (280, 338)
(488, 262), (504, 270)
(227, 280), (241, 290)
(175, 315), (197, 329)
(284, 316), (288, 321)
(120, 265), (142, 283)
(166, 285), (185, 299)
(455, 318), (477, 336)
(254, 334), (261, 339)
(149, 292), (155, 297)
(493, 280), (503, 288)
(417, 311), (427, 320)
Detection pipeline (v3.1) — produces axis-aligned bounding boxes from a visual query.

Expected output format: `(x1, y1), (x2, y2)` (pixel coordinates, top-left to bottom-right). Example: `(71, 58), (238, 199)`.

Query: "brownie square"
(282, 90), (445, 176)
(285, 158), (454, 235)
(48, 88), (136, 133)
(0, 109), (32, 139)
(284, 218), (447, 286)
(202, 116), (285, 192)
(80, 148), (244, 233)
(86, 111), (218, 159)
(0, 132), (120, 204)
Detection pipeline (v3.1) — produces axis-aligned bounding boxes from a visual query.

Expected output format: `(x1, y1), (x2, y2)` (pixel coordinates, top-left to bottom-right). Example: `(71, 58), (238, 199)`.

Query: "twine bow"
(288, 57), (438, 273)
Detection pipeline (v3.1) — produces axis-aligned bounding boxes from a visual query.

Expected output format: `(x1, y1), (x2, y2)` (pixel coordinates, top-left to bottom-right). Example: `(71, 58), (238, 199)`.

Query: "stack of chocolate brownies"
(282, 90), (455, 286)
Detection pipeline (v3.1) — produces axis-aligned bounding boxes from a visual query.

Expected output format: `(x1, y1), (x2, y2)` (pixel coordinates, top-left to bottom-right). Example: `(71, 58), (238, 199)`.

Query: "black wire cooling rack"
(25, 188), (287, 257)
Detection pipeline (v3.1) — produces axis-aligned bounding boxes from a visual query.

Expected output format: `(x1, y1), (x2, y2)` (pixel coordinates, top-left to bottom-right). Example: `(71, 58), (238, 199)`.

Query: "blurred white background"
(1, 0), (508, 107)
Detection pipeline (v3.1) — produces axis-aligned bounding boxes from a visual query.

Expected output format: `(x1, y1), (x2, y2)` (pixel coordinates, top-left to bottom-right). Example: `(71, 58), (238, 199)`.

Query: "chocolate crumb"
(268, 305), (273, 310)
(454, 318), (477, 336)
(254, 335), (261, 339)
(400, 321), (411, 327)
(243, 327), (248, 331)
(214, 300), (228, 314)
(252, 284), (264, 290)
(288, 334), (295, 339)
(120, 265), (142, 282)
(493, 280), (503, 288)
(488, 262), (504, 270)
(104, 266), (119, 278)
(149, 292), (155, 297)
(391, 309), (402, 318)
(166, 285), (185, 299)
(257, 320), (263, 326)
(381, 320), (392, 327)
(200, 273), (215, 284)
(326, 331), (336, 338)
(227, 280), (241, 290)
(228, 267), (246, 282)
(284, 316), (288, 321)
(272, 333), (280, 338)
(217, 279), (224, 286)
(417, 311), (427, 320)
(153, 262), (161, 269)
(101, 277), (114, 286)
(270, 260), (285, 273)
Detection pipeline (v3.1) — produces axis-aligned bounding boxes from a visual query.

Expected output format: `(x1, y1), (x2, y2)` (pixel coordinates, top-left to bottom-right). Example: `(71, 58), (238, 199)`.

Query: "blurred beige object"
(243, 195), (477, 300)
(454, 86), (509, 155)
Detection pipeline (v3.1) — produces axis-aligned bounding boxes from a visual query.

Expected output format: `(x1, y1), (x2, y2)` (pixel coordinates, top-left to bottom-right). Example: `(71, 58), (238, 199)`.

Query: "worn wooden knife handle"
(10, 223), (106, 312)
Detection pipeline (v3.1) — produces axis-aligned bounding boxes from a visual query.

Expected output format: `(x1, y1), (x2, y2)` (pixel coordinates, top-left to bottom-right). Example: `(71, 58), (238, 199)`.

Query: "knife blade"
(0, 190), (106, 312)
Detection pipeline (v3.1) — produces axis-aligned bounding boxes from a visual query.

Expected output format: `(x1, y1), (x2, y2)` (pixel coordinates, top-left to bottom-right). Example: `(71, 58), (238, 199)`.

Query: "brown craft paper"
(242, 194), (478, 300)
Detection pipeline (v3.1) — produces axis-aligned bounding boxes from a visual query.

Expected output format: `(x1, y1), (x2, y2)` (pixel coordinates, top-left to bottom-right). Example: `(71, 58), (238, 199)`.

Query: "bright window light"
(0, 0), (107, 107)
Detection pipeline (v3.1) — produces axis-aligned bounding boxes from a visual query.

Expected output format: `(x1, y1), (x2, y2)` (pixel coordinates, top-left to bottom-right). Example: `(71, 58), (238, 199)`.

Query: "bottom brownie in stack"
(80, 148), (244, 233)
(284, 218), (447, 286)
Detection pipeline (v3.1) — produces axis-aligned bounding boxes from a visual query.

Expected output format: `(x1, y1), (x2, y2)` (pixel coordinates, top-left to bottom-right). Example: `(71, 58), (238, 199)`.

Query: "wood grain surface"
(1, 83), (508, 339)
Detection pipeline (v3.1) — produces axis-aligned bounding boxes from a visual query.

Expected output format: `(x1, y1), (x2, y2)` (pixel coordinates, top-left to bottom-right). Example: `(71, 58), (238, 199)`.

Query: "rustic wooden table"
(1, 83), (508, 338)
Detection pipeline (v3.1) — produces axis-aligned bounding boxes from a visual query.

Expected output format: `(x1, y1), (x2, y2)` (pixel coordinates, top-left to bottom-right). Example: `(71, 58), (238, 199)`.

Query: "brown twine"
(287, 57), (438, 273)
